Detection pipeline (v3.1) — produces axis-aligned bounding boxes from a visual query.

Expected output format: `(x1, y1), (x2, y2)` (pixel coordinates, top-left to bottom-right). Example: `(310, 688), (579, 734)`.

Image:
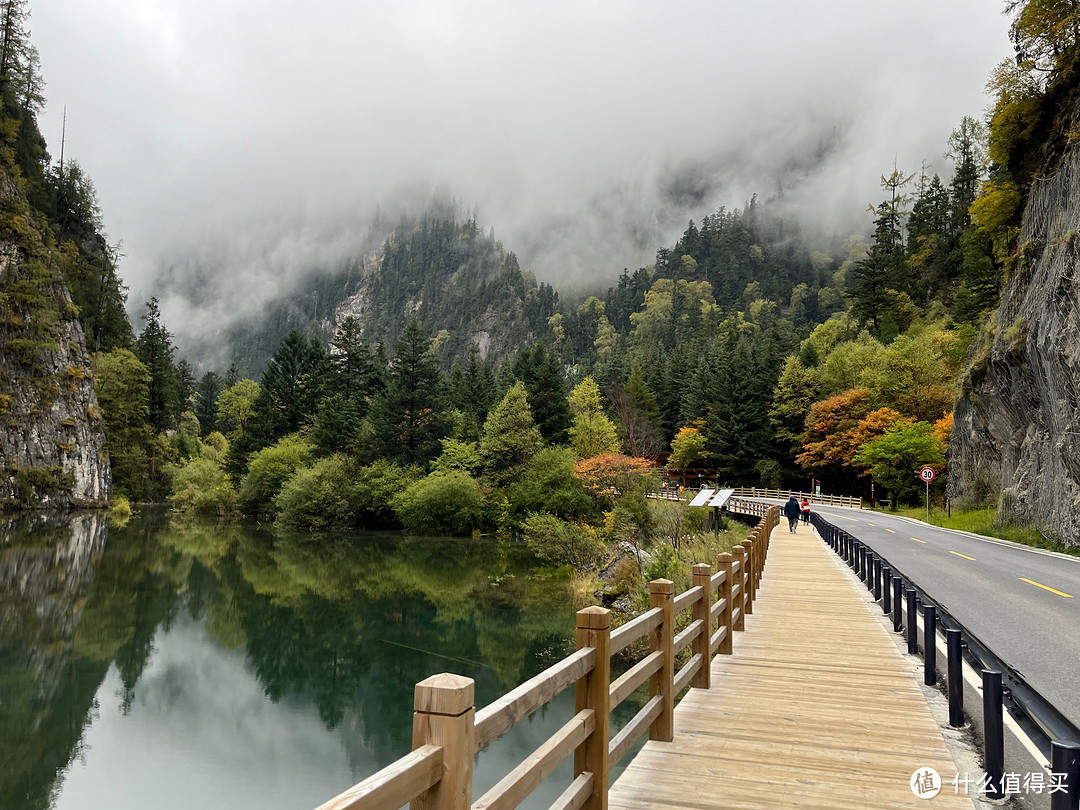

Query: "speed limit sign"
(919, 466), (936, 482)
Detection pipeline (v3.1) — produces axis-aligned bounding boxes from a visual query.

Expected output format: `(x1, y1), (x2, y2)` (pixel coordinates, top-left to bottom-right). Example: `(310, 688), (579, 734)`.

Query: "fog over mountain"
(32, 1), (1010, 350)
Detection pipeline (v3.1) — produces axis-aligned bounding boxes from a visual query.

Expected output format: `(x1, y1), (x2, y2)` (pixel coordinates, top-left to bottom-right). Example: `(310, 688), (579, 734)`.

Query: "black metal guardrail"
(807, 510), (1080, 807)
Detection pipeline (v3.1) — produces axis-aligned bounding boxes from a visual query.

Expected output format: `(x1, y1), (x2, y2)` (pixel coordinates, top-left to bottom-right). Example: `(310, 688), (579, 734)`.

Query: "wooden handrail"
(609, 651), (664, 709)
(673, 619), (704, 656)
(314, 746), (444, 810)
(473, 710), (595, 810)
(609, 607), (662, 655)
(672, 584), (703, 614)
(312, 505), (781, 810)
(475, 647), (595, 750)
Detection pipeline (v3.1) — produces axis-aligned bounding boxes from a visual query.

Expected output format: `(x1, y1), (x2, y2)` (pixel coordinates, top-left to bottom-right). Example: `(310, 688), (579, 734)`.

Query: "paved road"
(758, 501), (1080, 728)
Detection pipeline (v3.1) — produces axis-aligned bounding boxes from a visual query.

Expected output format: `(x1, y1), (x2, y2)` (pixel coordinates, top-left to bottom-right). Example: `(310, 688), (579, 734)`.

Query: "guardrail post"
(731, 545), (747, 631)
(906, 589), (918, 655)
(923, 605), (937, 686)
(692, 564), (712, 688)
(982, 670), (1004, 799)
(872, 557), (881, 600)
(574, 606), (611, 810)
(649, 579), (675, 742)
(865, 552), (875, 593)
(1050, 741), (1080, 810)
(881, 565), (892, 615)
(947, 629), (963, 727)
(411, 674), (475, 810)
(717, 552), (734, 653)
(741, 539), (755, 613)
(892, 577), (903, 632)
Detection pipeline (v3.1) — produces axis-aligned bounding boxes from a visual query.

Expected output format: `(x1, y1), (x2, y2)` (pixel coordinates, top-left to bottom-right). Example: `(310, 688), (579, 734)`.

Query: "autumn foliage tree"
(797, 388), (874, 490)
(573, 453), (656, 498)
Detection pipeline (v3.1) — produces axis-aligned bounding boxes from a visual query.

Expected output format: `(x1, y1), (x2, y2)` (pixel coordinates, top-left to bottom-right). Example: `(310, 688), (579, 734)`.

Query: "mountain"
(219, 207), (557, 376)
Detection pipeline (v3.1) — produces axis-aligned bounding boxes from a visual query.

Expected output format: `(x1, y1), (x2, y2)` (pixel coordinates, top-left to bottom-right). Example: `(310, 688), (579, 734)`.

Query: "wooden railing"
(653, 486), (861, 509)
(730, 487), (862, 509)
(313, 505), (781, 810)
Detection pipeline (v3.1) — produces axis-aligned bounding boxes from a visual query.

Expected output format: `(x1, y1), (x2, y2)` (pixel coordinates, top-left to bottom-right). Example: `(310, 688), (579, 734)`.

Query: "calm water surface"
(0, 509), (610, 810)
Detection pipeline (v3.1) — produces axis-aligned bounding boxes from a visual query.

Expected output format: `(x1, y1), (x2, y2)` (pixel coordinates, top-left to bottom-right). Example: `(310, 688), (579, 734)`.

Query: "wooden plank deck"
(608, 520), (973, 809)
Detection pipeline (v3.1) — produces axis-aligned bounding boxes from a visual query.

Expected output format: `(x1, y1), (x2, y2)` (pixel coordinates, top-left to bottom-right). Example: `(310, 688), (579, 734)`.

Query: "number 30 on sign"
(919, 466), (936, 482)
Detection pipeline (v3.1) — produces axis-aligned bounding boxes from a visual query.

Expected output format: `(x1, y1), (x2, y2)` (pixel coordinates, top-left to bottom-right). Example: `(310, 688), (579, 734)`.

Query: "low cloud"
(32, 0), (1011, 351)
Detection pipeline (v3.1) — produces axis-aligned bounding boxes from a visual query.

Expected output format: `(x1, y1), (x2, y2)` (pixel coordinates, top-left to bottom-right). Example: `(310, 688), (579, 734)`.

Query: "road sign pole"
(926, 479), (930, 522)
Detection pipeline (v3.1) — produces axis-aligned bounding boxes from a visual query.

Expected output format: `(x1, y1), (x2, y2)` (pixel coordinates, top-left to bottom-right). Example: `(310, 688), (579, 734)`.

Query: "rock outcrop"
(950, 149), (1080, 543)
(0, 169), (110, 509)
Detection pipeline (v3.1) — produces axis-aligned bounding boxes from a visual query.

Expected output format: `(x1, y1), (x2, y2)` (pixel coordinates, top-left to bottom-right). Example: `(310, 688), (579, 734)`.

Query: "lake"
(0, 508), (624, 810)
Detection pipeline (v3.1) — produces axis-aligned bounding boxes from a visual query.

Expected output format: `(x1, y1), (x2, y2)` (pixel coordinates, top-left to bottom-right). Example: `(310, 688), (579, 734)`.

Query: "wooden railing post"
(649, 579), (675, 742)
(741, 539), (755, 614)
(691, 563), (711, 688)
(575, 606), (610, 810)
(717, 553), (734, 653)
(411, 674), (475, 810)
(731, 546), (746, 631)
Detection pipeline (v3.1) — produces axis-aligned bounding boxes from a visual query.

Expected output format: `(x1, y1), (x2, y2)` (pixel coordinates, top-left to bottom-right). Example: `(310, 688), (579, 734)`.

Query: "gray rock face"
(0, 182), (111, 509)
(950, 149), (1080, 543)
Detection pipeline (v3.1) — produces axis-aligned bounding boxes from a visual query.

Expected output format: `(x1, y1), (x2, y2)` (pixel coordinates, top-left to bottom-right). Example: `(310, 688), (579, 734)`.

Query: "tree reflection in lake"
(1, 509), (578, 810)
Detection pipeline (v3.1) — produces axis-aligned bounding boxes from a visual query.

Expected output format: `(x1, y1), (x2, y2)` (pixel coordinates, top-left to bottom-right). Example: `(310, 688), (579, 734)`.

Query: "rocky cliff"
(950, 148), (1080, 543)
(0, 169), (110, 509)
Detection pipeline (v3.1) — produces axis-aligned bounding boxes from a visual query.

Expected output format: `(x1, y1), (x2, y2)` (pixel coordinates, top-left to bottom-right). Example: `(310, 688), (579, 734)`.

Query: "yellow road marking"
(867, 522), (876, 527)
(910, 537), (927, 544)
(1020, 578), (1074, 598)
(885, 528), (896, 533)
(949, 551), (976, 561)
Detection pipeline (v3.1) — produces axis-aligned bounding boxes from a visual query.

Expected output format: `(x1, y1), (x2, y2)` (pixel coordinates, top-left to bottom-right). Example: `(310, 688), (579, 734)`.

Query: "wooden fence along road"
(313, 500), (966, 810)
(654, 486), (863, 509)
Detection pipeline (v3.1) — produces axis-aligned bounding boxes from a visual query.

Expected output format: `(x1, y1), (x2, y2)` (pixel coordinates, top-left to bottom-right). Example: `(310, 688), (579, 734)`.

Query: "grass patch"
(869, 504), (1078, 556)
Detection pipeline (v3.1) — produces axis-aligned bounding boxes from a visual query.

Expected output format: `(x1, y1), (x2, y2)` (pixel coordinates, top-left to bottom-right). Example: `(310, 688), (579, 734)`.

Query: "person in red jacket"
(800, 498), (811, 525)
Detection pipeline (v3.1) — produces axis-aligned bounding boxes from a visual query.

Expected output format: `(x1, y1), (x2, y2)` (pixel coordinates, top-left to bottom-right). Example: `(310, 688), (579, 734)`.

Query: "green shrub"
(520, 512), (604, 568)
(239, 434), (314, 515)
(170, 459), (238, 516)
(354, 459), (419, 528)
(109, 495), (133, 527)
(392, 471), (486, 536)
(507, 447), (592, 521)
(274, 454), (355, 530)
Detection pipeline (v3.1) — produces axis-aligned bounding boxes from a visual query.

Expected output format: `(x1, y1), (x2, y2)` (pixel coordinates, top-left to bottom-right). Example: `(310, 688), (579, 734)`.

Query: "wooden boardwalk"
(608, 520), (973, 809)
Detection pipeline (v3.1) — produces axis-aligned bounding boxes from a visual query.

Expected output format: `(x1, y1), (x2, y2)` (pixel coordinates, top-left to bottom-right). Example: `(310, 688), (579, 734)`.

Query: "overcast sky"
(31, 1), (1012, 346)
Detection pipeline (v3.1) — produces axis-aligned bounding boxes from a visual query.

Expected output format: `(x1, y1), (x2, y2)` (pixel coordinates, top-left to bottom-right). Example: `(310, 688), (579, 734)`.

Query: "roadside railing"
(652, 486), (862, 509)
(313, 505), (780, 810)
(811, 512), (1080, 803)
(731, 487), (862, 509)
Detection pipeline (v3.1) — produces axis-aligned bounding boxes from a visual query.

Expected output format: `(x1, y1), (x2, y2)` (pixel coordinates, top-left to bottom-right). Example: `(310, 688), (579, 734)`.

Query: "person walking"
(783, 495), (801, 533)
(801, 498), (811, 525)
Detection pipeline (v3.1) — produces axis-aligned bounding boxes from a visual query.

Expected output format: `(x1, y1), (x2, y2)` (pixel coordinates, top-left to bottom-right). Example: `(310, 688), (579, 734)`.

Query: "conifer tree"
(134, 298), (179, 432)
(479, 380), (543, 484)
(195, 371), (223, 436)
(330, 315), (375, 416)
(370, 319), (445, 466)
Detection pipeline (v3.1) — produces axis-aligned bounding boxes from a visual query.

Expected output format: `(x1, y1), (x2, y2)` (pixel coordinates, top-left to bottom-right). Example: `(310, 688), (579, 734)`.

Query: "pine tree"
(250, 329), (329, 448)
(370, 319), (445, 466)
(330, 315), (375, 416)
(134, 298), (179, 432)
(479, 381), (543, 484)
(195, 371), (223, 436)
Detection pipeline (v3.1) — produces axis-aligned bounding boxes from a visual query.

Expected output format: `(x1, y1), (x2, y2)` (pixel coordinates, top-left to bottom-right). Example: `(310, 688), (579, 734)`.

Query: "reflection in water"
(0, 510), (585, 810)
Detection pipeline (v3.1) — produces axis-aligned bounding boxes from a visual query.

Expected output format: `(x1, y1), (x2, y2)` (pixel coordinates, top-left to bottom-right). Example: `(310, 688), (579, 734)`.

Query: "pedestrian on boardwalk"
(783, 495), (801, 533)
(801, 498), (810, 525)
